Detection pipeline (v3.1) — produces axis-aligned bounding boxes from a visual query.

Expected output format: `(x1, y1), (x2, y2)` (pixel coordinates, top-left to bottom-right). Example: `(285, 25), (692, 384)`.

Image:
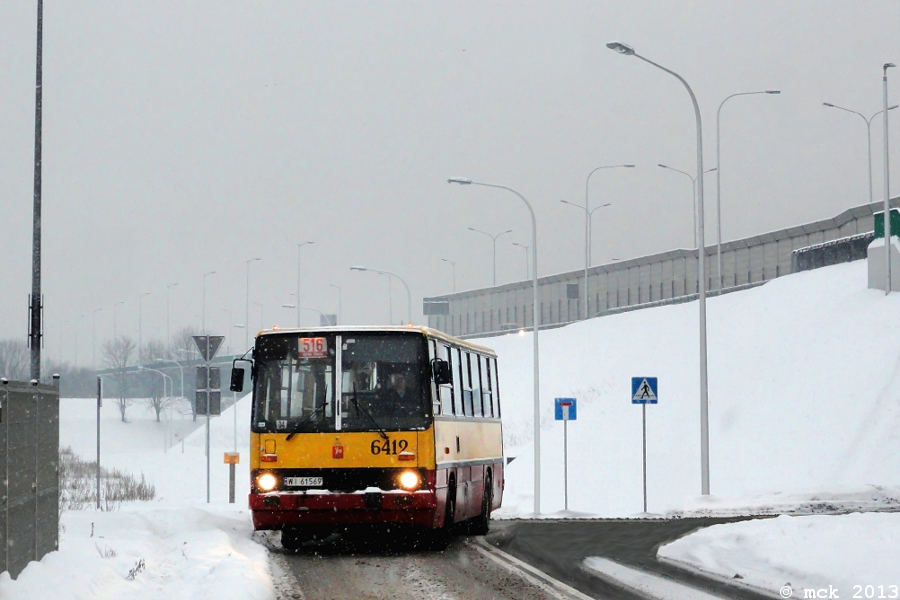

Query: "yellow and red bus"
(230, 326), (504, 549)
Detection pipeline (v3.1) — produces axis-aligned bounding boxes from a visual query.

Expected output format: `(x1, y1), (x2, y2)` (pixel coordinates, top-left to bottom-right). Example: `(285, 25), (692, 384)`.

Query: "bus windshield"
(252, 332), (430, 433)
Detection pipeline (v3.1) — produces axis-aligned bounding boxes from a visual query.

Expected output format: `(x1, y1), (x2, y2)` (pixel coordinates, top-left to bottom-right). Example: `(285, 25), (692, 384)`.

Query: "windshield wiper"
(286, 383), (328, 441)
(349, 383), (388, 440)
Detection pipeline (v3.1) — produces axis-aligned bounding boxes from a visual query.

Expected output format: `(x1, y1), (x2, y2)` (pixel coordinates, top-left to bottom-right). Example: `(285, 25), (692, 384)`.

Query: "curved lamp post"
(350, 266), (412, 324)
(448, 177), (543, 513)
(608, 40), (712, 495)
(467, 227), (512, 286)
(716, 90), (780, 290)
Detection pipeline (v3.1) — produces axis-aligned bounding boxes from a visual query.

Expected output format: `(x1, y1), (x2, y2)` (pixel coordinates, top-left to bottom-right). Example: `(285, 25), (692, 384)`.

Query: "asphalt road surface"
(487, 518), (776, 600)
(267, 517), (777, 600)
(269, 529), (562, 600)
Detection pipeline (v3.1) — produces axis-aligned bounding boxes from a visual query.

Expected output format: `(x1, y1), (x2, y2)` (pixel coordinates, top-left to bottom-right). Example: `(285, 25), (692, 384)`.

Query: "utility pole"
(28, 0), (44, 381)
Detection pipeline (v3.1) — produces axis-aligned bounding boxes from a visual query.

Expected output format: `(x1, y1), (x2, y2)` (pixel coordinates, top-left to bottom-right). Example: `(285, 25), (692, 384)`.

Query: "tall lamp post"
(245, 258), (261, 350)
(511, 242), (530, 279)
(350, 266), (412, 324)
(885, 63), (897, 295)
(467, 227), (512, 286)
(608, 40), (712, 495)
(568, 164), (633, 319)
(296, 242), (314, 327)
(329, 284), (342, 325)
(823, 102), (898, 205)
(440, 259), (457, 292)
(716, 90), (780, 291)
(448, 178), (542, 512)
(658, 164), (717, 250)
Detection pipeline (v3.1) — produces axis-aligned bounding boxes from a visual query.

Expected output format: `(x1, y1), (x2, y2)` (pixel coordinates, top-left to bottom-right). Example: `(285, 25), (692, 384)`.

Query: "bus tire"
(470, 472), (492, 535)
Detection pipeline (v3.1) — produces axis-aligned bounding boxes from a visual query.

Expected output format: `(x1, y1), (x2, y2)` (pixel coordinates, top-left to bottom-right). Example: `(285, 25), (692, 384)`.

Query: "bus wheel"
(281, 525), (305, 550)
(470, 473), (492, 535)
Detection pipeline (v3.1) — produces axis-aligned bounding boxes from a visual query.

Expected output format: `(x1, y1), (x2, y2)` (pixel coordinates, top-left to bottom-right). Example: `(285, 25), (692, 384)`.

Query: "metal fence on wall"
(1, 378), (60, 580)
(425, 198), (898, 338)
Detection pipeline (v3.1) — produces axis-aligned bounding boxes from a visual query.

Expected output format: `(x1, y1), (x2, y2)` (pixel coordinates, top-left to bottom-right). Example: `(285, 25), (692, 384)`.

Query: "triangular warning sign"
(192, 335), (225, 362)
(632, 378), (657, 401)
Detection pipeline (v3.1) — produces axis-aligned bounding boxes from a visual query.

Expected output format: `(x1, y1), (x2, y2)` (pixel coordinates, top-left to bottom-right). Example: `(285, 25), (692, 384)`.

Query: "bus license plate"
(284, 477), (323, 487)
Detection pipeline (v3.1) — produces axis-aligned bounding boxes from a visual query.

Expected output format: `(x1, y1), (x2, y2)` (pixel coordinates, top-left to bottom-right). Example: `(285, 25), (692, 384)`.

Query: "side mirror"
(230, 367), (245, 392)
(432, 359), (453, 386)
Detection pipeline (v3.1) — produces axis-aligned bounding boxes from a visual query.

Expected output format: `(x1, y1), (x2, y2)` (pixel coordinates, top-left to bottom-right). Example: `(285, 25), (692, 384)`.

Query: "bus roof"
(255, 325), (497, 357)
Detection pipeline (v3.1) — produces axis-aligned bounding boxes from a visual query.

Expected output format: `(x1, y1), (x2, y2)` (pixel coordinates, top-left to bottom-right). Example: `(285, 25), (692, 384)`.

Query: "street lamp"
(609, 40), (712, 495)
(155, 358), (185, 400)
(823, 102), (899, 205)
(350, 266), (412, 324)
(113, 301), (124, 339)
(329, 284), (342, 324)
(511, 242), (530, 279)
(166, 283), (179, 355)
(658, 164), (717, 249)
(202, 271), (216, 335)
(567, 163), (633, 319)
(245, 258), (261, 350)
(296, 242), (314, 327)
(715, 90), (780, 291)
(282, 304), (330, 325)
(440, 259), (456, 292)
(138, 292), (151, 363)
(448, 177), (542, 512)
(885, 63), (896, 295)
(467, 227), (512, 286)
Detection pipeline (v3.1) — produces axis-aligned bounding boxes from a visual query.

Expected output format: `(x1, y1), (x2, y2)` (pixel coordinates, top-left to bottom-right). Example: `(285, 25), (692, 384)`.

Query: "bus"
(230, 325), (504, 549)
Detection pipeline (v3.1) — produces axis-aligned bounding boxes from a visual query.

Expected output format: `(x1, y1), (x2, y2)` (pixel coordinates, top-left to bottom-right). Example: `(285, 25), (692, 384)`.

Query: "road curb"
(472, 536), (596, 600)
(657, 556), (782, 599)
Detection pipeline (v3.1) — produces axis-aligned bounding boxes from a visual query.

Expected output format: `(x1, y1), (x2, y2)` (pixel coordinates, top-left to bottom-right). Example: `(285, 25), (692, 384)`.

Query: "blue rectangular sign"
(554, 398), (577, 420)
(631, 377), (658, 404)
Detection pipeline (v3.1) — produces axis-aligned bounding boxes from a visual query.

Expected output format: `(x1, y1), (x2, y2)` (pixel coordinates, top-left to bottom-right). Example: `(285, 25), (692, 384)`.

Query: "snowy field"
(2, 259), (899, 597)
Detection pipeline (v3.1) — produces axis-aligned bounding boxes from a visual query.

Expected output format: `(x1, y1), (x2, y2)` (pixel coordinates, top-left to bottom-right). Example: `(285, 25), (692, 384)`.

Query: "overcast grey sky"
(1, 1), (898, 363)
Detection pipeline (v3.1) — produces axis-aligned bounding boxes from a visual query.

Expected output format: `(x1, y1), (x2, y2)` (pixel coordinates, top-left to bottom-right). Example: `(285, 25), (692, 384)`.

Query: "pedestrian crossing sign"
(631, 377), (658, 404)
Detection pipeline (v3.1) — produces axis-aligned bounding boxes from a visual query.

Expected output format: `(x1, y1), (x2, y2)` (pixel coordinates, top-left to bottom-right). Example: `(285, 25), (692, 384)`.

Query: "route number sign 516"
(298, 337), (327, 358)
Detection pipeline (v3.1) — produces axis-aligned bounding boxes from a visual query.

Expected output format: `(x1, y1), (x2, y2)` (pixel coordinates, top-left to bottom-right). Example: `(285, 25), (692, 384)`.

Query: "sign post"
(554, 398), (577, 511)
(193, 335), (224, 504)
(631, 377), (658, 513)
(224, 452), (240, 504)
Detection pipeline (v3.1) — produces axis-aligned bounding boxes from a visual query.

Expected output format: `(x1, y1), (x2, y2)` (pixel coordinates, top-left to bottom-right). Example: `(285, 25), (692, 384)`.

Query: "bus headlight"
(399, 470), (420, 490)
(257, 473), (277, 492)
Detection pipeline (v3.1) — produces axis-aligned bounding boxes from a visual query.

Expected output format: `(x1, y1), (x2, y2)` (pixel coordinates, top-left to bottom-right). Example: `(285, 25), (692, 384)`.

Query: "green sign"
(874, 209), (900, 239)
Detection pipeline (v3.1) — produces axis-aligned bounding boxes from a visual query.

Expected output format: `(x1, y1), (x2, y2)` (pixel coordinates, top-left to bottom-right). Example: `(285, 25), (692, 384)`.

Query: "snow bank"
(0, 394), (274, 599)
(658, 513), (900, 596)
(484, 260), (900, 517)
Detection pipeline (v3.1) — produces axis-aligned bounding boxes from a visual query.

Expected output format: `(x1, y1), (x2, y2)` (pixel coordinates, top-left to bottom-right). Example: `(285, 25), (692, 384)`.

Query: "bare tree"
(143, 371), (171, 422)
(141, 339), (167, 365)
(170, 326), (201, 361)
(102, 336), (136, 422)
(0, 339), (29, 380)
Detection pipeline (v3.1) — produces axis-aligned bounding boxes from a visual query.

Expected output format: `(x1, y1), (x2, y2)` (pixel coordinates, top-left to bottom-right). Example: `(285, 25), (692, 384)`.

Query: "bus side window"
(492, 357), (501, 418)
(463, 351), (475, 417)
(472, 354), (484, 417)
(456, 347), (468, 416)
(429, 340), (441, 415)
(482, 355), (494, 417)
(443, 345), (455, 416)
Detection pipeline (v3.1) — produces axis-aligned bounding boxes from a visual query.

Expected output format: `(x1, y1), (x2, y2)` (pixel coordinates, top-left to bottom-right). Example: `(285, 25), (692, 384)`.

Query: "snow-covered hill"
(487, 260), (900, 517)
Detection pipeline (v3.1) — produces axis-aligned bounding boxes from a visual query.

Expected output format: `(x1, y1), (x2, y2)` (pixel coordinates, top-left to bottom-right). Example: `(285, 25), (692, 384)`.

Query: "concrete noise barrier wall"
(0, 378), (60, 580)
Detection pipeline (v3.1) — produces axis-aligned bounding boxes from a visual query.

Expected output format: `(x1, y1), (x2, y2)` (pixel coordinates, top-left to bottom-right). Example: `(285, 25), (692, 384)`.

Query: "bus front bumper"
(250, 489), (439, 529)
